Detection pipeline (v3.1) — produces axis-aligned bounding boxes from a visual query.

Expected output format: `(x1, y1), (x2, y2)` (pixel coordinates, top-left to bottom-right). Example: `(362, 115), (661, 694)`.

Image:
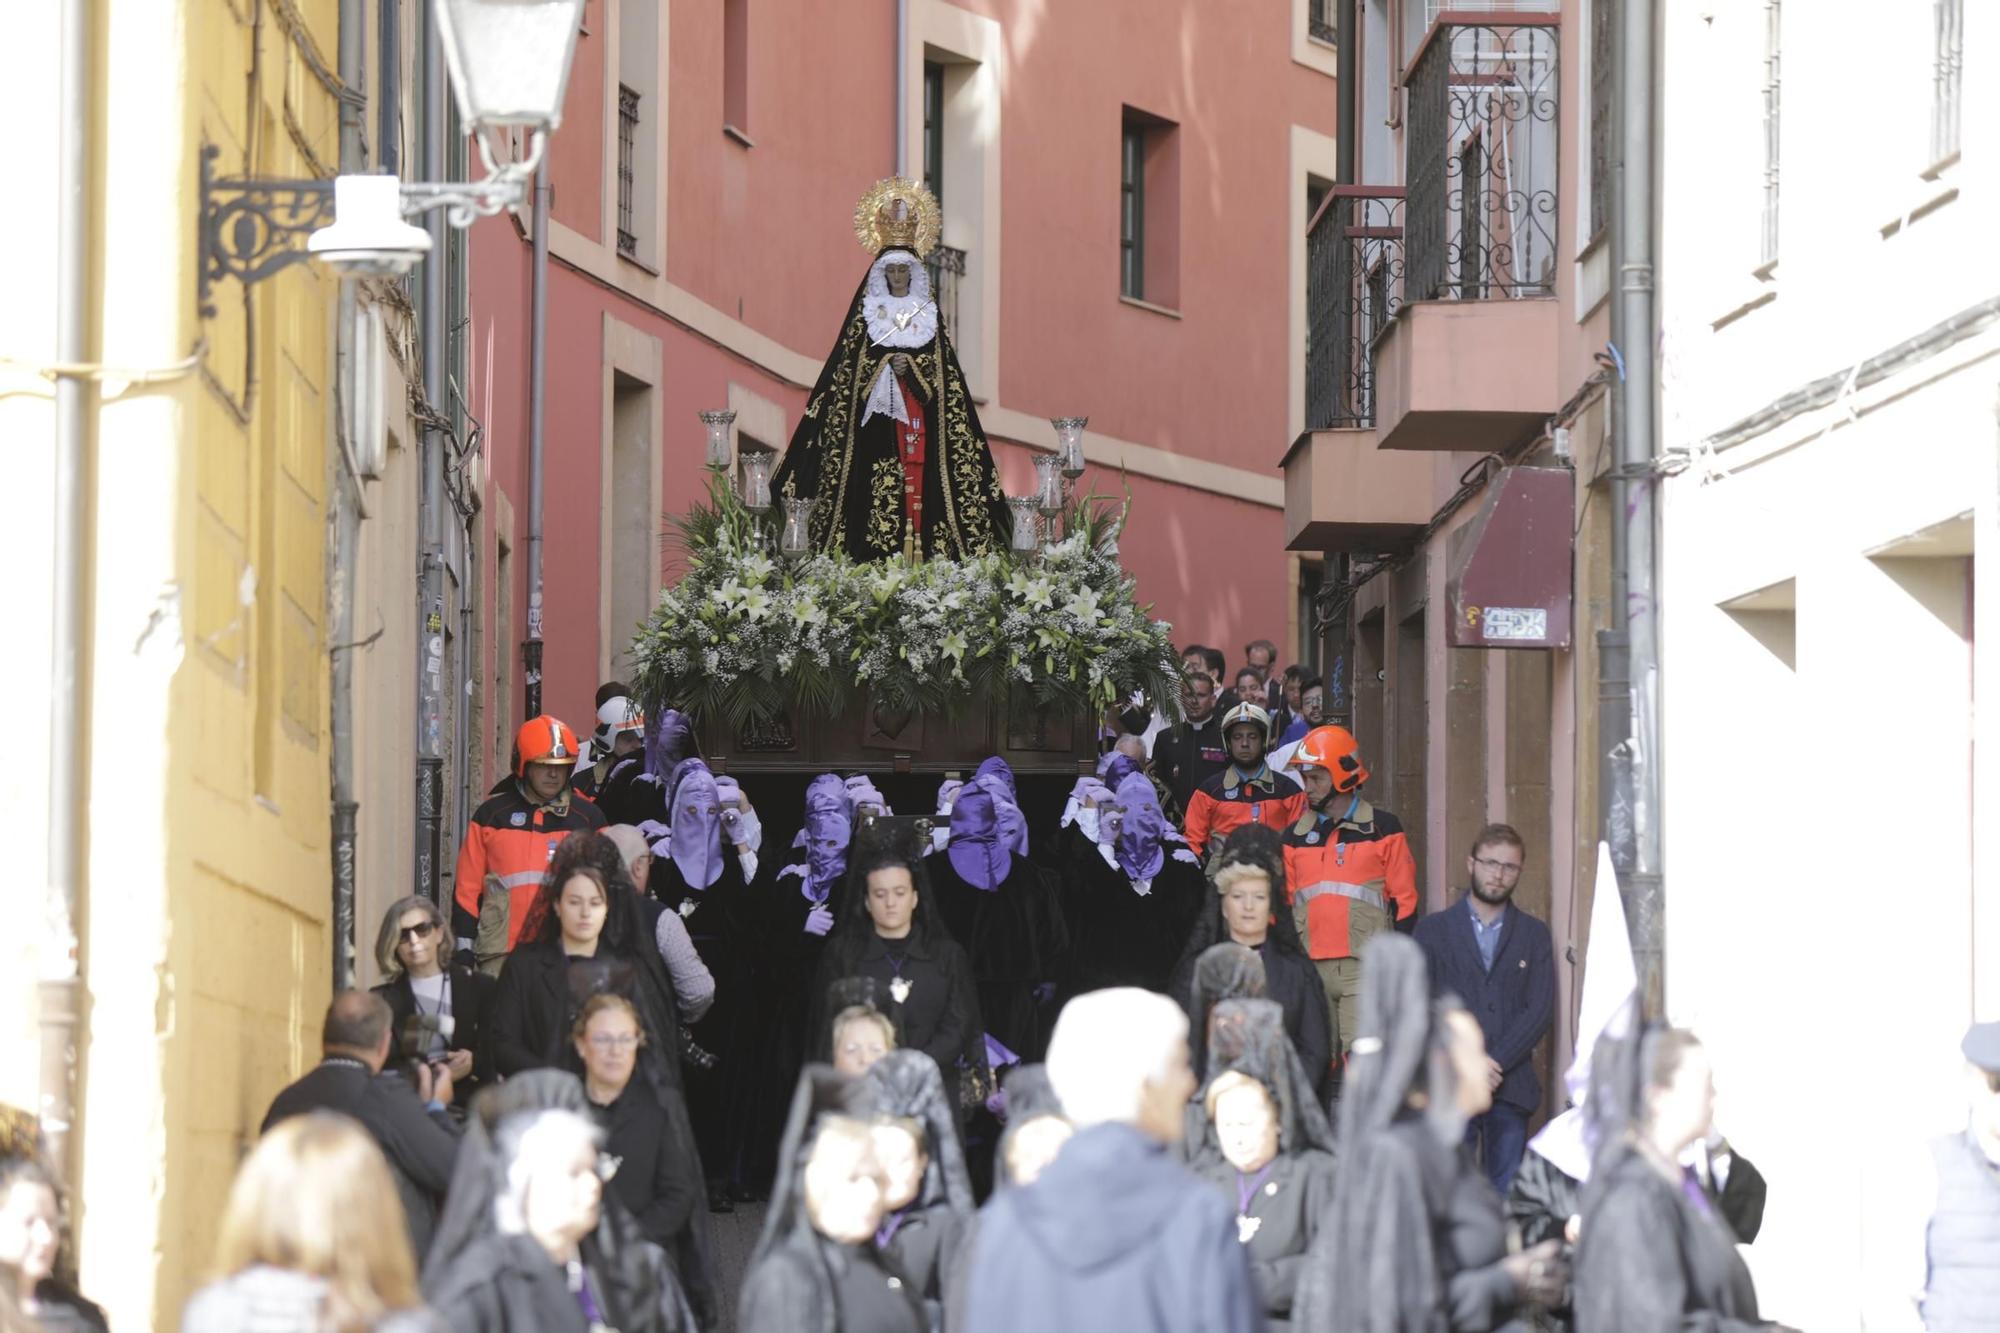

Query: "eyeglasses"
(1472, 857), (1524, 878)
(587, 1033), (641, 1051)
(399, 922), (438, 942)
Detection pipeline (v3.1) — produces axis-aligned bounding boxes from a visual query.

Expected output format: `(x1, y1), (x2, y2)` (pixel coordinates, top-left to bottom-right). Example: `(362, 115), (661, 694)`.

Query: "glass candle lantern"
(779, 497), (816, 558)
(1032, 453), (1066, 513)
(699, 409), (736, 468)
(1051, 416), (1088, 479)
(738, 448), (775, 512)
(1006, 496), (1041, 553)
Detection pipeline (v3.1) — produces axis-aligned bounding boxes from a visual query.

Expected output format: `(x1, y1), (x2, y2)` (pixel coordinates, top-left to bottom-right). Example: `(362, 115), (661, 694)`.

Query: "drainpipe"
(1336, 0), (1356, 182)
(378, 0), (398, 174)
(329, 0), (367, 987)
(894, 0), (908, 176)
(42, 0), (92, 1181)
(1602, 0), (1663, 1013)
(524, 174), (548, 720)
(415, 0), (447, 903)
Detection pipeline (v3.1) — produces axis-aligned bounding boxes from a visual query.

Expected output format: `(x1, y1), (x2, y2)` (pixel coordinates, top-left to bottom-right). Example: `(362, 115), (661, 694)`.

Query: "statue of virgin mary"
(772, 177), (1010, 563)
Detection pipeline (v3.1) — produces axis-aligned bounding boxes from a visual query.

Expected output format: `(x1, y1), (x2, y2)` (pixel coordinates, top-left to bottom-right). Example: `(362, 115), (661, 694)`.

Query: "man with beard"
(1412, 822), (1554, 1194)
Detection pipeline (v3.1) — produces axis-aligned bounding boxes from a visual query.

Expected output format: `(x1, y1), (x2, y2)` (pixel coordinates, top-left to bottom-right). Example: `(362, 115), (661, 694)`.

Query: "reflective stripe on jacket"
(1182, 766), (1306, 860)
(452, 785), (607, 953)
(1279, 797), (1417, 959)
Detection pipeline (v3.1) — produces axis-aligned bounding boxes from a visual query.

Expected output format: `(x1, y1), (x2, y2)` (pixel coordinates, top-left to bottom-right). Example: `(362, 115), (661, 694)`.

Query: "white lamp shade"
(434, 0), (587, 132)
(308, 174), (433, 274)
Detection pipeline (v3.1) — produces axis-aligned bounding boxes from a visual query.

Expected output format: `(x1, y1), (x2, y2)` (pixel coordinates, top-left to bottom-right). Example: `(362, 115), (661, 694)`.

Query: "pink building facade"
(467, 0), (1342, 744)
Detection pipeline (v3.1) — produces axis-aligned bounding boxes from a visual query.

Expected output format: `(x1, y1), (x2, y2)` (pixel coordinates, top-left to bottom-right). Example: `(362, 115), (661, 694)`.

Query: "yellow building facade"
(4, 1), (344, 1324)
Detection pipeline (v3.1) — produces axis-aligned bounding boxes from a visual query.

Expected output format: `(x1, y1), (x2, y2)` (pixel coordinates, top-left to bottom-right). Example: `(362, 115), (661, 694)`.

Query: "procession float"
(629, 178), (1183, 778)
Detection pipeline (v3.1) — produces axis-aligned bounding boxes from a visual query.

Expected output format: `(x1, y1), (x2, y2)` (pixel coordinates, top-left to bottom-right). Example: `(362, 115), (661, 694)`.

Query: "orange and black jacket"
(1279, 795), (1418, 960)
(451, 784), (607, 950)
(1183, 763), (1307, 860)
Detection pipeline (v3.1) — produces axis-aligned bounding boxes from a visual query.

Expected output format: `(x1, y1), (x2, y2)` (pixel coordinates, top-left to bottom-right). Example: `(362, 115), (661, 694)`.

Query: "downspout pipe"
(1335, 0), (1356, 182)
(43, 0), (92, 1181)
(416, 1), (447, 903)
(523, 174), (548, 719)
(1603, 0), (1664, 1014)
(330, 0), (366, 987)
(895, 0), (908, 177)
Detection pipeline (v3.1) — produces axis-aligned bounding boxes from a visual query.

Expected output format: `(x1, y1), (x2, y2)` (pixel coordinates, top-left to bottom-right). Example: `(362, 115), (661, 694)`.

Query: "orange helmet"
(515, 716), (581, 776)
(1288, 724), (1370, 793)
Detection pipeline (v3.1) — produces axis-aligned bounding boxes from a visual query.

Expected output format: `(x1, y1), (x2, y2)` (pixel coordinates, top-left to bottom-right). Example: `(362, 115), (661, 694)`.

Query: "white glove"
(804, 905), (835, 936)
(935, 779), (963, 816)
(737, 847), (759, 882)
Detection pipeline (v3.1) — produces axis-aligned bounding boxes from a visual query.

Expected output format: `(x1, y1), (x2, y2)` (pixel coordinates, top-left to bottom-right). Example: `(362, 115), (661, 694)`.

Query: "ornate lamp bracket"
(198, 144), (335, 318)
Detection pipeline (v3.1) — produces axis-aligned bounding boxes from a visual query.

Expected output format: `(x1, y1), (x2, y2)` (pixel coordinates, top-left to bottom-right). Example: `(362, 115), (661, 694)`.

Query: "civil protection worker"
(1182, 702), (1305, 865)
(452, 715), (607, 972)
(1280, 725), (1417, 1060)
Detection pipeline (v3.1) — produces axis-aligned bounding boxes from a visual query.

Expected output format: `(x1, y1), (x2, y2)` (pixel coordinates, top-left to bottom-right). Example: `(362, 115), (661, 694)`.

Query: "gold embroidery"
(867, 456), (903, 556)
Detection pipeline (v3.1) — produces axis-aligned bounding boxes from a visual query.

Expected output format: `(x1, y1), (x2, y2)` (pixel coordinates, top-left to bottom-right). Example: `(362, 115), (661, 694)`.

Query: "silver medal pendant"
(1236, 1213), (1262, 1244)
(889, 977), (913, 1004)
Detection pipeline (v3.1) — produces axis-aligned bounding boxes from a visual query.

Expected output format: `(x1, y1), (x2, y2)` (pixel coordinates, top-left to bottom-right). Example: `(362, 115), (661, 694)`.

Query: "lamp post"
(197, 0), (587, 309)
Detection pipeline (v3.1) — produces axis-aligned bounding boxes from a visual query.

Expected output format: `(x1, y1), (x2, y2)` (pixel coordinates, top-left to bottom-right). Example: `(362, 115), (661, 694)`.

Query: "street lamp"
(198, 0), (587, 309)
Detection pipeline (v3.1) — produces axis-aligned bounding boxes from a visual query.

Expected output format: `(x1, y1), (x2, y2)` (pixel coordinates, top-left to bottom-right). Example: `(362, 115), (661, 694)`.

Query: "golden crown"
(853, 176), (942, 260)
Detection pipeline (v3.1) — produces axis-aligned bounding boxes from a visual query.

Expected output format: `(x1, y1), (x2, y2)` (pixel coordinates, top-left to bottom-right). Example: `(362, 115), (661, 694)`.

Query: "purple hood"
(1112, 771), (1167, 881)
(669, 760), (726, 889)
(790, 773), (852, 902)
(947, 785), (1012, 891)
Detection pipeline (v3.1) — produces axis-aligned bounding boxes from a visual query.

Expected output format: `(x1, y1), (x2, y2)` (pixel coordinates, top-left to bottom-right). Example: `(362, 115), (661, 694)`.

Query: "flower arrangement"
(629, 472), (1185, 733)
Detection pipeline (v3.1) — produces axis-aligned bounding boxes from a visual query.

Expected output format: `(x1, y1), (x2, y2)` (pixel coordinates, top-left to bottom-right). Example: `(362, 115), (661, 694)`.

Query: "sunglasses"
(399, 922), (438, 943)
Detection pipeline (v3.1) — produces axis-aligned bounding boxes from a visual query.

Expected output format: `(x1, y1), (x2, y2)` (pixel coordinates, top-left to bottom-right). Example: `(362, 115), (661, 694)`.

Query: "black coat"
(1192, 1150), (1337, 1330)
(928, 852), (1067, 1063)
(261, 1059), (460, 1258)
(427, 1231), (694, 1333)
(373, 966), (497, 1096)
(1573, 1142), (1774, 1333)
(1296, 1113), (1520, 1332)
(1057, 828), (1205, 999)
(811, 931), (981, 1108)
(741, 1236), (927, 1333)
(1154, 716), (1229, 817)
(592, 1080), (702, 1256)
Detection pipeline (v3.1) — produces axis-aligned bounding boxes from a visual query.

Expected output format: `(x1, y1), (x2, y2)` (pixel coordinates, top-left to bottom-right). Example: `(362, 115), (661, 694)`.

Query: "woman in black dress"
(573, 993), (700, 1263)
(1572, 1028), (1794, 1333)
(739, 1068), (925, 1333)
(810, 825), (988, 1116)
(372, 894), (495, 1103)
(1170, 826), (1332, 1104)
(1294, 934), (1564, 1332)
(485, 833), (714, 1321)
(1188, 999), (1336, 1331)
(860, 1051), (975, 1329)
(422, 1070), (696, 1333)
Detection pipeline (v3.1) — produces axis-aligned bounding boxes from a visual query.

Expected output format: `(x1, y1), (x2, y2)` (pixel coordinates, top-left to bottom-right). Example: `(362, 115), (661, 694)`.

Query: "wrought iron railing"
(1310, 0), (1337, 44)
(926, 244), (967, 346)
(1405, 18), (1559, 302)
(617, 85), (639, 258)
(1306, 188), (1405, 430)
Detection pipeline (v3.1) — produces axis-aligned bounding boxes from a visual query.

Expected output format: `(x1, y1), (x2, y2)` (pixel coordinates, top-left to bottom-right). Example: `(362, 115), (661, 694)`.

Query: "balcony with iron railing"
(926, 244), (966, 346)
(1288, 187), (1433, 553)
(1372, 13), (1561, 452)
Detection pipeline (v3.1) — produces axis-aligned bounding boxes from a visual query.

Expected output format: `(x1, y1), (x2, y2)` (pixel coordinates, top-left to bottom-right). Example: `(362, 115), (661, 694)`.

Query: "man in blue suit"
(1413, 822), (1555, 1194)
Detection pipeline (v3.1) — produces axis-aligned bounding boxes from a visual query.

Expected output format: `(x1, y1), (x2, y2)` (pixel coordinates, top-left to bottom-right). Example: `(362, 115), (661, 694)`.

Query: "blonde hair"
(211, 1113), (421, 1330)
(373, 895), (450, 981)
(832, 1006), (896, 1052)
(1202, 1068), (1271, 1120)
(571, 992), (646, 1045)
(1211, 861), (1272, 898)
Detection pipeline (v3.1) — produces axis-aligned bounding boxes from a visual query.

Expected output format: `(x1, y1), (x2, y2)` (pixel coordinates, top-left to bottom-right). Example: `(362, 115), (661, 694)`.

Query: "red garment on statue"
(897, 374), (927, 539)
